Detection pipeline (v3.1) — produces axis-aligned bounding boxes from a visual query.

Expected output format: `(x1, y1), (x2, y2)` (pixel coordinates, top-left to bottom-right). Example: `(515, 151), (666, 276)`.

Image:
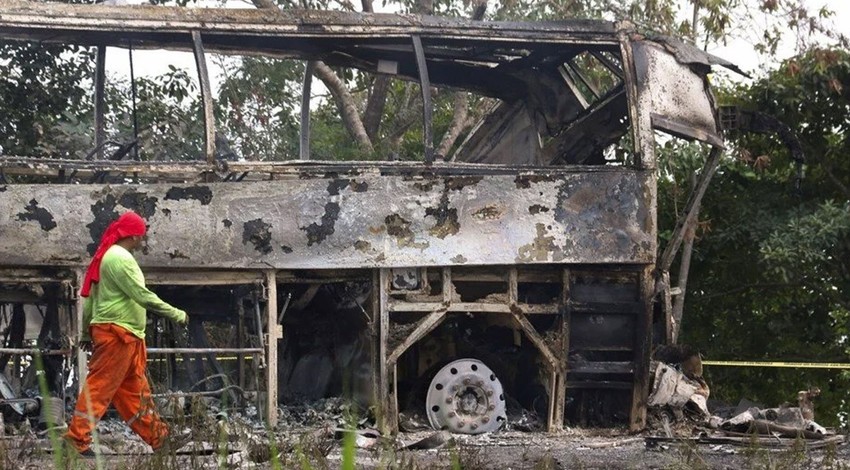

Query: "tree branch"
(313, 61), (374, 152)
(250, 0), (373, 152)
(250, 0), (280, 10)
(436, 91), (469, 158)
(434, 0), (485, 158)
(698, 283), (796, 300)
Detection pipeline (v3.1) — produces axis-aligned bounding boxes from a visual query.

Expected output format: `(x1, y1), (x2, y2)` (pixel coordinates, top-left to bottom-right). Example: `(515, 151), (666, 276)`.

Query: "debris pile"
(646, 345), (843, 450)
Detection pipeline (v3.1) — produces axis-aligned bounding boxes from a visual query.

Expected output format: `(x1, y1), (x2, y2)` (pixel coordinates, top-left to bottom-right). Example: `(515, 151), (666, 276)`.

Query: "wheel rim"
(425, 358), (506, 434)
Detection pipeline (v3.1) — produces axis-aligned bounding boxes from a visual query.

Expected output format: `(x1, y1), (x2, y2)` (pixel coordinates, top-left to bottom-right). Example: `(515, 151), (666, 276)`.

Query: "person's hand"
(80, 340), (93, 352)
(180, 312), (190, 325)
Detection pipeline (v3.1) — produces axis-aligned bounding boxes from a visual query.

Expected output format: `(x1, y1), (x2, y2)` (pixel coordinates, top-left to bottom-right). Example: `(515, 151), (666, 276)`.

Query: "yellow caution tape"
(703, 360), (850, 369)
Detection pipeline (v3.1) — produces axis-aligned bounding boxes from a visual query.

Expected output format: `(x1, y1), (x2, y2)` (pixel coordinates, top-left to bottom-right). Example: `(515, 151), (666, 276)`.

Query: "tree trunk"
(251, 0), (279, 10)
(364, 76), (390, 141)
(436, 91), (469, 158)
(251, 0), (374, 152)
(671, 218), (696, 343)
(434, 0), (485, 157)
(313, 61), (374, 152)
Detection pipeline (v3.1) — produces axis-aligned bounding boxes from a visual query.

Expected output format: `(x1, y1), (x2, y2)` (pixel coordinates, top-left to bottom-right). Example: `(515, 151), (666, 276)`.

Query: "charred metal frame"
(0, 1), (733, 432)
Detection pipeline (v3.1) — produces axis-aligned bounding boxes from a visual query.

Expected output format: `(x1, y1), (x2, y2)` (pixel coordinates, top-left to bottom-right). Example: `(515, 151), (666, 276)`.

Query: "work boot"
(61, 437), (96, 458)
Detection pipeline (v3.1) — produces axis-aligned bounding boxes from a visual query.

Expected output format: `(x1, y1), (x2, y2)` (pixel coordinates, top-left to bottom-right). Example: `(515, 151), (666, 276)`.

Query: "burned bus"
(0, 1), (733, 433)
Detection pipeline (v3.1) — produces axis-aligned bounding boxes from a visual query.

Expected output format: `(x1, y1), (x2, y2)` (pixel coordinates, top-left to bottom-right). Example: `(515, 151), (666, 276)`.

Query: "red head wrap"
(81, 211), (147, 297)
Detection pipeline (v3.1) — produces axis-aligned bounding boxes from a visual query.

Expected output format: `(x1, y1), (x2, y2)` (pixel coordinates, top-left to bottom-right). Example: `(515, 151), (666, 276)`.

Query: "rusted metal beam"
(509, 311), (559, 371)
(411, 35), (434, 163)
(0, 3), (621, 50)
(618, 29), (655, 171)
(589, 50), (623, 78)
(558, 66), (590, 110)
(74, 270), (87, 389)
(192, 30), (216, 164)
(629, 266), (654, 432)
(369, 269), (382, 430)
(264, 270), (280, 428)
(144, 270), (263, 285)
(509, 266), (564, 432)
(94, 46), (106, 161)
(387, 301), (559, 314)
(0, 155), (653, 177)
(387, 308), (447, 364)
(300, 61), (315, 160)
(549, 268), (572, 431)
(0, 348), (70, 355)
(566, 60), (600, 100)
(377, 268), (393, 433)
(146, 348), (263, 354)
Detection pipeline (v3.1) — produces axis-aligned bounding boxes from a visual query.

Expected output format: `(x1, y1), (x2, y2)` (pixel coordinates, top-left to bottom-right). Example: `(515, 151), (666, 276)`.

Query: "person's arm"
(81, 297), (93, 342)
(112, 256), (188, 324)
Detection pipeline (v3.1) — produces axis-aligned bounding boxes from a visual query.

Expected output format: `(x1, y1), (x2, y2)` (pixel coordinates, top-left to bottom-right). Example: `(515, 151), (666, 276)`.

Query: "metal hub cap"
(426, 358), (506, 434)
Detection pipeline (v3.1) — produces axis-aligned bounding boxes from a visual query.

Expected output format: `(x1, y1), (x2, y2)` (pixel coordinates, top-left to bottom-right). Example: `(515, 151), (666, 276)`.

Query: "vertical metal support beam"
(546, 369), (558, 431)
(376, 269), (393, 433)
(93, 46), (107, 161)
(192, 30), (216, 164)
(621, 32), (659, 430)
(618, 29), (656, 170)
(128, 40), (140, 162)
(264, 270), (280, 428)
(630, 266), (654, 431)
(442, 267), (452, 304)
(370, 270), (379, 403)
(551, 267), (571, 431)
(300, 61), (315, 160)
(508, 268), (518, 304)
(57, 298), (71, 403)
(411, 35), (435, 163)
(237, 300), (245, 390)
(74, 270), (87, 388)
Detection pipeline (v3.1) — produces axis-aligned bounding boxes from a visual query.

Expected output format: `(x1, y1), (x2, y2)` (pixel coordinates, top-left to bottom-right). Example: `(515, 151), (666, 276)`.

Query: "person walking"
(65, 211), (188, 456)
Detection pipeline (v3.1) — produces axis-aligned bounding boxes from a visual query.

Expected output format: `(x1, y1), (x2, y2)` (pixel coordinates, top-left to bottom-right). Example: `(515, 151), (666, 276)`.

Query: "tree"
(0, 42), (92, 158)
(676, 47), (850, 426)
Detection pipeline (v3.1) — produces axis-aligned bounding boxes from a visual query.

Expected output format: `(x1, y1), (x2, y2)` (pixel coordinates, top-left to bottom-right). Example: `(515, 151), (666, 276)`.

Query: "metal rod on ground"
(0, 349), (71, 356)
(146, 348), (263, 354)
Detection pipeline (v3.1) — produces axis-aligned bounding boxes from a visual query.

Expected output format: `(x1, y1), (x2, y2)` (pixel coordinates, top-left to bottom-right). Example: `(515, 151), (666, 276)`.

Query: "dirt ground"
(2, 425), (848, 469)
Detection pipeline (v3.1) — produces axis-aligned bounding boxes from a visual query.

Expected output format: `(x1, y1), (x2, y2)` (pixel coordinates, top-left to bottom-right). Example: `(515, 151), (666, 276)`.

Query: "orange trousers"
(65, 324), (168, 452)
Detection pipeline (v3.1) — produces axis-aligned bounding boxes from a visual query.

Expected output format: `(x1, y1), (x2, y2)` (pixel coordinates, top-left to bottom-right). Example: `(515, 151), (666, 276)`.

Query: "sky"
(103, 0), (850, 93)
(707, 0), (849, 76)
